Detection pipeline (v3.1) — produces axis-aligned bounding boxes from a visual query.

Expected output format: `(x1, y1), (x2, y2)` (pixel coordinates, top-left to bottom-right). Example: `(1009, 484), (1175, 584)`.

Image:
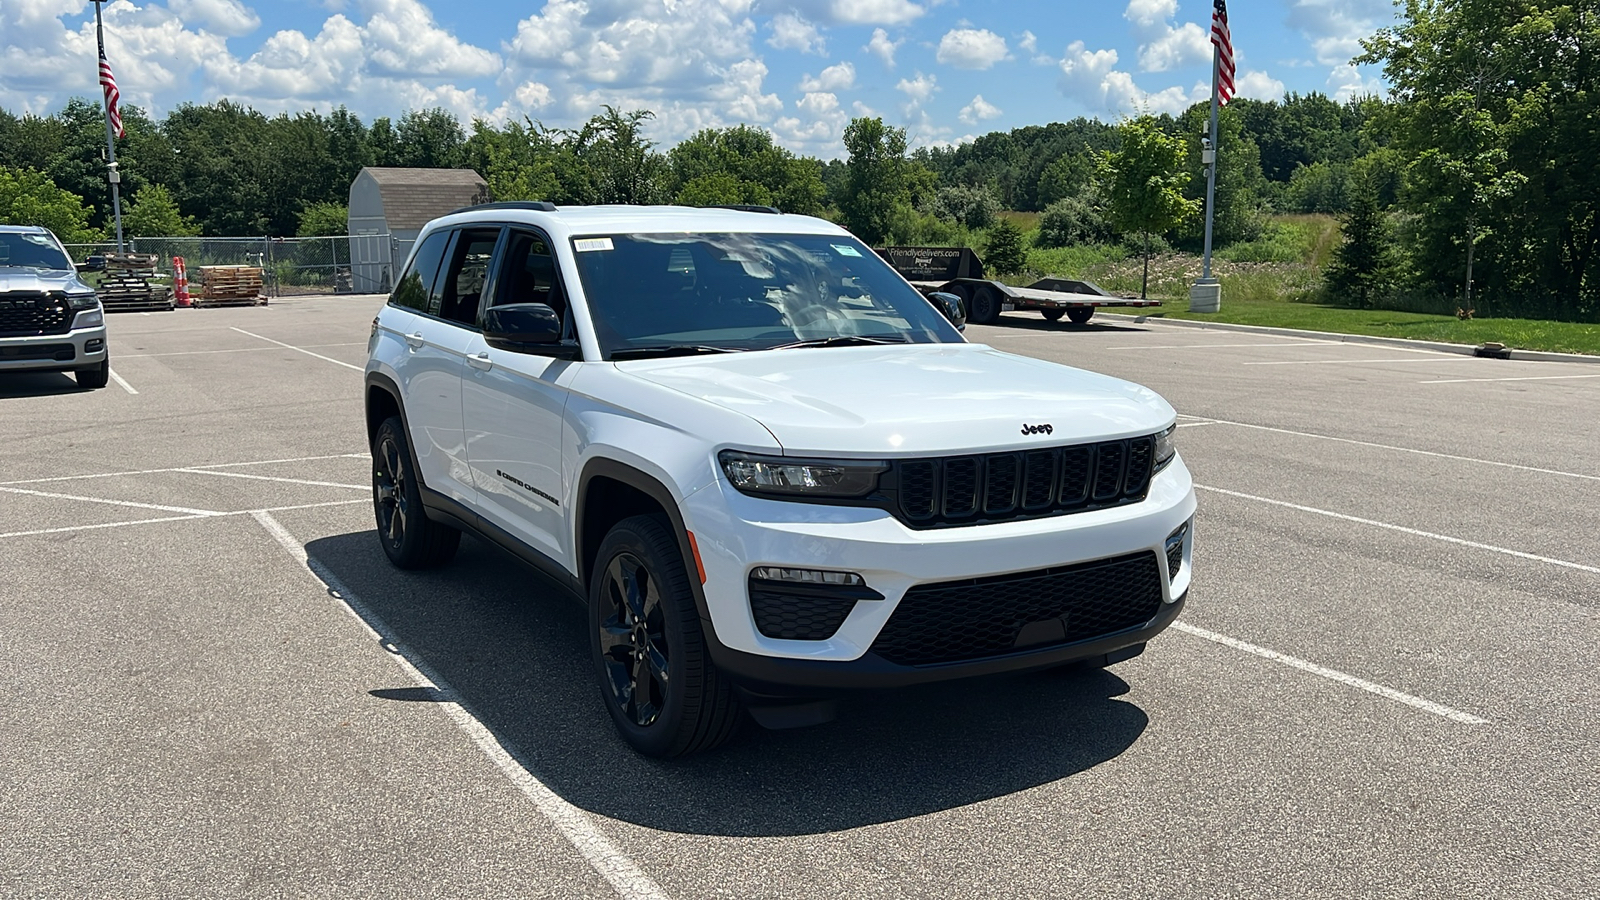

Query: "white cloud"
(865, 27), (902, 67)
(359, 0), (499, 79)
(1325, 63), (1384, 100)
(1286, 0), (1396, 65)
(767, 12), (825, 55)
(936, 28), (1009, 70)
(895, 71), (937, 103)
(799, 61), (855, 92)
(1236, 70), (1286, 100)
(1018, 30), (1037, 54)
(958, 94), (1000, 125)
(507, 0), (756, 89)
(1123, 0), (1211, 72)
(1058, 40), (1205, 115)
(1124, 0), (1175, 30)
(828, 0), (923, 26)
(167, 0), (260, 37)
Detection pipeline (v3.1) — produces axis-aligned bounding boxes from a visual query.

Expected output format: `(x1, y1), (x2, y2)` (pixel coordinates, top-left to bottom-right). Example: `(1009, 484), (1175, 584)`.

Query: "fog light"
(85, 338), (105, 353)
(750, 567), (865, 586)
(1165, 522), (1189, 581)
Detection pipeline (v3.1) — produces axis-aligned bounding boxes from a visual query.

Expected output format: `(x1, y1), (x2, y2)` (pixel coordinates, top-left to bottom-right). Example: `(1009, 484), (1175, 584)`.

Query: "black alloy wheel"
(968, 286), (1001, 325)
(596, 551), (671, 728)
(371, 416), (460, 569)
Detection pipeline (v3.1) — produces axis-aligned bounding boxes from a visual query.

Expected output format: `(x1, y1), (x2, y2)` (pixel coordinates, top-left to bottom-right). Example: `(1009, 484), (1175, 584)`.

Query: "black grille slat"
(1092, 443), (1125, 501)
(1059, 446), (1092, 507)
(0, 292), (72, 338)
(1021, 451), (1056, 510)
(943, 458), (979, 518)
(899, 461), (938, 521)
(872, 552), (1164, 666)
(1124, 437), (1154, 496)
(983, 454), (1020, 514)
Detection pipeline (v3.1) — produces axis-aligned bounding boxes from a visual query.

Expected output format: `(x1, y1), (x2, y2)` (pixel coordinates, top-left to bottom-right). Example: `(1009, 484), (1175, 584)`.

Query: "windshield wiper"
(610, 344), (745, 361)
(772, 335), (910, 350)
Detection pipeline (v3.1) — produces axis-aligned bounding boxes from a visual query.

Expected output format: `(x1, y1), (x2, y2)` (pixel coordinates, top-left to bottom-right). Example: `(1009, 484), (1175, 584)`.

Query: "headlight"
(1154, 425), (1177, 472)
(719, 451), (887, 499)
(66, 291), (100, 310)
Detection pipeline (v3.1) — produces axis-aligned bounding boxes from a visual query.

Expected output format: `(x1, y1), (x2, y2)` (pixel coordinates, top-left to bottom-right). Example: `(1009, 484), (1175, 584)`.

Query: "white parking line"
(108, 368), (139, 394)
(1181, 417), (1600, 482)
(118, 343), (364, 359)
(1196, 484), (1600, 575)
(251, 512), (670, 900)
(0, 499), (368, 541)
(0, 453), (367, 487)
(1173, 622), (1489, 725)
(1243, 357), (1480, 366)
(1108, 341), (1336, 351)
(230, 327), (364, 371)
(179, 468), (367, 490)
(1422, 373), (1600, 384)
(0, 486), (224, 517)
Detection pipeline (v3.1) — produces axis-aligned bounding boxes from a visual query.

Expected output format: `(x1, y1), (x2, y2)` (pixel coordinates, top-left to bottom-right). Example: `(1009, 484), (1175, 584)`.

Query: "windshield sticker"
(21, 234), (53, 247)
(574, 238), (614, 253)
(832, 244), (863, 258)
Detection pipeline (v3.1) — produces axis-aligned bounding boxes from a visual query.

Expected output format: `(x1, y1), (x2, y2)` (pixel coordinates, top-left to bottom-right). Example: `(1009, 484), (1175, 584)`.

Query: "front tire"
(372, 416), (460, 569)
(76, 358), (109, 390)
(590, 515), (740, 758)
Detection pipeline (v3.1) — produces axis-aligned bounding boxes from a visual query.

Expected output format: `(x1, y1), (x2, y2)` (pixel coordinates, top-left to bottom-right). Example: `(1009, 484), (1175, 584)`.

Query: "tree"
(0, 167), (103, 244)
(1323, 169), (1394, 308)
(396, 108), (467, 169)
(984, 219), (1027, 275)
(1100, 117), (1200, 298)
(1036, 188), (1112, 248)
(572, 107), (668, 205)
(839, 117), (913, 245)
(124, 184), (200, 236)
(1178, 103), (1267, 246)
(667, 125), (825, 215)
(297, 202), (348, 237)
(931, 183), (999, 230)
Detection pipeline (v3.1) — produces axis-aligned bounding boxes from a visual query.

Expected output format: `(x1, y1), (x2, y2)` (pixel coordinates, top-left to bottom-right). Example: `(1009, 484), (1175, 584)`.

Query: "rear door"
(460, 227), (581, 568)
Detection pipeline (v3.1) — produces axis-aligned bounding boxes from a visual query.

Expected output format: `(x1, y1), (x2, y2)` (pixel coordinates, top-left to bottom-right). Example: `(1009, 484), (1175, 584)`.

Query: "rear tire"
(590, 515), (740, 758)
(371, 416), (460, 569)
(76, 358), (109, 390)
(968, 286), (1001, 325)
(1067, 308), (1094, 325)
(1040, 309), (1065, 322)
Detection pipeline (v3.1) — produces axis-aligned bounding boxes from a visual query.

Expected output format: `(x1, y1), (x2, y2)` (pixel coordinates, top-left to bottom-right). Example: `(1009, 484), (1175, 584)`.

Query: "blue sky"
(0, 0), (1396, 156)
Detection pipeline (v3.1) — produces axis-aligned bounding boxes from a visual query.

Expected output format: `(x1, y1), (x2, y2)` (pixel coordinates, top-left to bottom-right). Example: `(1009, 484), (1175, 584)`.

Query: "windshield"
(569, 232), (963, 359)
(0, 232), (73, 271)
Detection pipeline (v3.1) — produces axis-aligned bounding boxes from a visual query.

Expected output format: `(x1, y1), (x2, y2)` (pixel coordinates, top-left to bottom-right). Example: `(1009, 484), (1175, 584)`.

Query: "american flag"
(99, 48), (124, 139)
(1211, 0), (1236, 105)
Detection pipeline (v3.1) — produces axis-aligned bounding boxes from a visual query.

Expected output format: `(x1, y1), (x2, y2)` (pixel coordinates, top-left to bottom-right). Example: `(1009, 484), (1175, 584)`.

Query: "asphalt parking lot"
(3, 297), (1597, 899)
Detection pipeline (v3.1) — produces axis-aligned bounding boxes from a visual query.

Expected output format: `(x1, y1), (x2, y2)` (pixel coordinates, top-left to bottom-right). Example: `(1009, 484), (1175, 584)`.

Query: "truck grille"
(888, 436), (1155, 528)
(871, 551), (1164, 666)
(0, 292), (73, 337)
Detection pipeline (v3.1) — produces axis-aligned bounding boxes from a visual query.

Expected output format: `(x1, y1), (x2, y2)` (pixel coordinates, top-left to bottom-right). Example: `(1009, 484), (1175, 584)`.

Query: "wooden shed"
(347, 167), (488, 293)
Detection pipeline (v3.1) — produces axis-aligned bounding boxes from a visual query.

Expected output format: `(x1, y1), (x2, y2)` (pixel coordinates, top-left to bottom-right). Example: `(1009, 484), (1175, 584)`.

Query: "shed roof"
(357, 167), (488, 232)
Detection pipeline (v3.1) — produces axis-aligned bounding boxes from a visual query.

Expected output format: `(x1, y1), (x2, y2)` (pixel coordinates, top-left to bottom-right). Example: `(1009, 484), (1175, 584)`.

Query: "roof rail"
(450, 200), (559, 215)
(708, 204), (782, 214)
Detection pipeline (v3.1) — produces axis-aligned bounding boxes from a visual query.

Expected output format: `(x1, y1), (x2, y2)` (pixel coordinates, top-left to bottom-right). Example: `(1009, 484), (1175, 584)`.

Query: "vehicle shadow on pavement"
(0, 372), (88, 398)
(308, 531), (1150, 838)
(982, 316), (1154, 334)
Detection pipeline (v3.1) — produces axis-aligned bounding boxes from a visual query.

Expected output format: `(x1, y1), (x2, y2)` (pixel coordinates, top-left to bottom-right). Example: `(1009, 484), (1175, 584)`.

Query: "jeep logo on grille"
(1021, 423), (1054, 436)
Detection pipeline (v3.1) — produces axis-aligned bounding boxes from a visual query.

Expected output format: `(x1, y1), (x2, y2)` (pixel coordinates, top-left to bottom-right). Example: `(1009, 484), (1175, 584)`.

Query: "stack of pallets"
(96, 253), (174, 313)
(195, 266), (268, 308)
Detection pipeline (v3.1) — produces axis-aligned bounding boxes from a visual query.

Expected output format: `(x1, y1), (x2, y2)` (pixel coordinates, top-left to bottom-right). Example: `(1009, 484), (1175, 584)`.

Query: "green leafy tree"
(931, 183), (999, 230)
(1036, 152), (1096, 206)
(0, 167), (103, 244)
(1178, 103), (1267, 246)
(1323, 170), (1394, 308)
(124, 184), (200, 236)
(297, 202), (348, 237)
(572, 107), (668, 205)
(396, 108), (467, 169)
(1036, 188), (1113, 248)
(839, 117), (913, 245)
(1101, 117), (1200, 298)
(668, 125), (824, 215)
(984, 219), (1027, 275)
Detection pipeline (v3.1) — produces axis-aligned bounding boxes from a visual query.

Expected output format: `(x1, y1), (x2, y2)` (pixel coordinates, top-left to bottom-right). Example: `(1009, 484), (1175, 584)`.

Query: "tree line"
(1, 1), (1595, 321)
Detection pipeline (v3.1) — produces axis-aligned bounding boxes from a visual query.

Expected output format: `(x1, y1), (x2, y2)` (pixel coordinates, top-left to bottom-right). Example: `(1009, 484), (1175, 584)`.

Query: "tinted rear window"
(391, 231), (449, 312)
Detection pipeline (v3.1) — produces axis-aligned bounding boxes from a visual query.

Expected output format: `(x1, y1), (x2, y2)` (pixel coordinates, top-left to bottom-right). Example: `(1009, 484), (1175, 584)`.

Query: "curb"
(1096, 312), (1600, 366)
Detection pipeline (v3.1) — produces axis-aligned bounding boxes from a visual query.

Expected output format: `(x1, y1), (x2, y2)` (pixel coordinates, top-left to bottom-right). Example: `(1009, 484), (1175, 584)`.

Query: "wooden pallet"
(97, 254), (174, 312)
(195, 266), (267, 307)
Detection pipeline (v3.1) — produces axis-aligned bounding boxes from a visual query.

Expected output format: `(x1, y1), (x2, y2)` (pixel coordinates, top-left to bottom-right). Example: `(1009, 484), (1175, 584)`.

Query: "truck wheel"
(1040, 309), (1065, 322)
(1067, 308), (1095, 325)
(590, 515), (741, 758)
(968, 286), (1001, 325)
(75, 359), (110, 390)
(372, 417), (460, 569)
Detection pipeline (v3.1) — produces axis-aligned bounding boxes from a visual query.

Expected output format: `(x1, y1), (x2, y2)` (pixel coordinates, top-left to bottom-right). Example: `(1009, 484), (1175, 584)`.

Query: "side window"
(434, 227), (502, 326)
(390, 231), (449, 312)
(491, 229), (569, 329)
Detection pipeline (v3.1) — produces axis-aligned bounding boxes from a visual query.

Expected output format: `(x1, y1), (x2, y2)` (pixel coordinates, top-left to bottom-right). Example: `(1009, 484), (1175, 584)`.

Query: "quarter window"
(390, 231), (448, 312)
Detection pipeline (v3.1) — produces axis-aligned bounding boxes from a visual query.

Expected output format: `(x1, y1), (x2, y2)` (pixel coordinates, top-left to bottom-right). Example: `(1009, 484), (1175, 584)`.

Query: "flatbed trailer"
(876, 246), (1161, 325)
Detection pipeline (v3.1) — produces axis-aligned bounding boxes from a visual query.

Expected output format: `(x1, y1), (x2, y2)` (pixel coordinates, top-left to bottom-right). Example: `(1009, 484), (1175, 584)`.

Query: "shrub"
(1035, 192), (1112, 248)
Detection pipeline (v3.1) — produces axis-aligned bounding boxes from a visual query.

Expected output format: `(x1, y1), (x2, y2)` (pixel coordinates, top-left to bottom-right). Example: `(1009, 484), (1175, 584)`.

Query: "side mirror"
(483, 303), (561, 350)
(928, 291), (967, 331)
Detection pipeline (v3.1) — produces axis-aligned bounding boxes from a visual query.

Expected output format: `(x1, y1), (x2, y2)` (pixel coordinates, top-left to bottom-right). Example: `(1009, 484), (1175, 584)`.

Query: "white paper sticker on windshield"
(832, 244), (863, 258)
(574, 238), (614, 252)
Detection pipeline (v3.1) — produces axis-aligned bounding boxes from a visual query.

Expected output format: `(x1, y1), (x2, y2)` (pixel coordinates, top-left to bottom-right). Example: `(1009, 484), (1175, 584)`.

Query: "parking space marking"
(1182, 417), (1600, 482)
(0, 499), (367, 542)
(1422, 373), (1600, 385)
(251, 512), (671, 900)
(108, 368), (138, 394)
(1108, 341), (1337, 351)
(0, 453), (367, 487)
(0, 485), (224, 517)
(230, 327), (364, 371)
(1175, 421), (1220, 428)
(1197, 484), (1600, 575)
(178, 468), (367, 490)
(1173, 622), (1490, 725)
(118, 343), (365, 359)
(1243, 357), (1479, 366)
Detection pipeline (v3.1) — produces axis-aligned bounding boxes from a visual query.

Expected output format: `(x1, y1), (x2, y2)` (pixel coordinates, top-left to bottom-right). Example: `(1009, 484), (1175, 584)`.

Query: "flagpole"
(94, 0), (126, 253)
(1189, 27), (1223, 312)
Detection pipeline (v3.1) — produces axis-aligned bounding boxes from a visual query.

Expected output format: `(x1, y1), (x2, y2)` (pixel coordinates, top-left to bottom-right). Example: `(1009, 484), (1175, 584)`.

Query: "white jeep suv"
(364, 203), (1196, 757)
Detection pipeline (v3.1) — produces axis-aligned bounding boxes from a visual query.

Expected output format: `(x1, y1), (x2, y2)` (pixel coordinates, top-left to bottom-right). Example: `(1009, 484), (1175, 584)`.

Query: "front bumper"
(682, 457), (1197, 690)
(0, 321), (108, 373)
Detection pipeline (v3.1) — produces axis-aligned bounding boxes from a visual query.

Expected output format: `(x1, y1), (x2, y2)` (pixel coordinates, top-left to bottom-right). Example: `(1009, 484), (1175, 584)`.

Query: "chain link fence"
(63, 235), (405, 298)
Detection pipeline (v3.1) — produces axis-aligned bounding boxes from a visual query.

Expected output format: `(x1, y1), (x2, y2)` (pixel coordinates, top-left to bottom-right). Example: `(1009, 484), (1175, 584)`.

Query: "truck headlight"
(66, 291), (100, 310)
(1154, 425), (1177, 472)
(719, 451), (886, 499)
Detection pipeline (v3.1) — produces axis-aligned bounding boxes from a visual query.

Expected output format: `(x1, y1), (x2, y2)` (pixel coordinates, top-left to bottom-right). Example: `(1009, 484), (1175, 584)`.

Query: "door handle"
(404, 332), (425, 349)
(467, 352), (493, 372)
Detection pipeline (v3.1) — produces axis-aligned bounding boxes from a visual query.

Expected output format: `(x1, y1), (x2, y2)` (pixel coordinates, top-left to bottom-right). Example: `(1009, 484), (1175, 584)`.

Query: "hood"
(0, 268), (88, 294)
(619, 343), (1174, 456)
